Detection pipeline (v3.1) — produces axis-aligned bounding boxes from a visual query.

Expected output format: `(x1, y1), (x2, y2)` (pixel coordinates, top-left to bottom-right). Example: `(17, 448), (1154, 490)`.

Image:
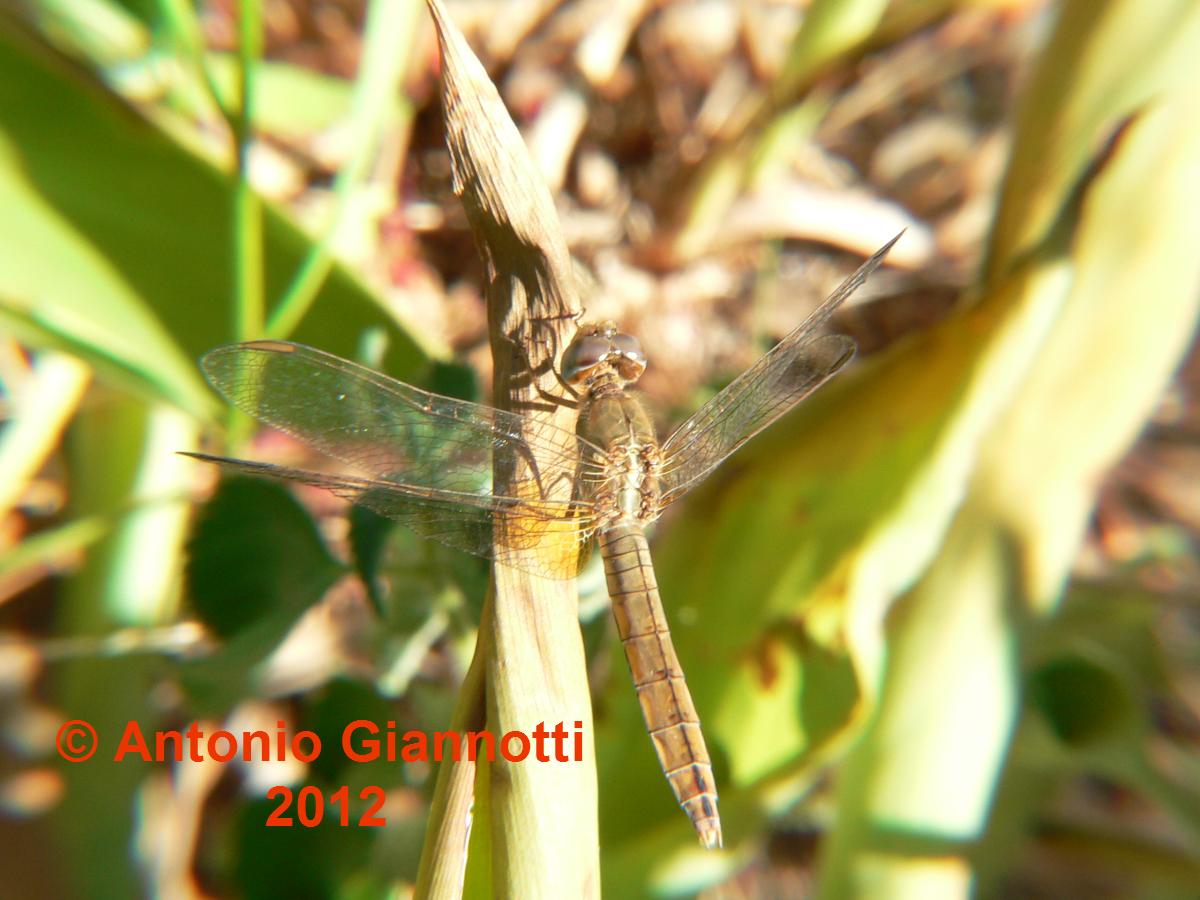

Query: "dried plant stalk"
(416, 2), (600, 897)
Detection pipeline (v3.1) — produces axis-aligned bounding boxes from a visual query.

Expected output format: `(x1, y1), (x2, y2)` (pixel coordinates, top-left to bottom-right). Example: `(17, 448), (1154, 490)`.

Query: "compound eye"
(612, 333), (647, 381)
(562, 335), (610, 383)
(612, 333), (642, 357)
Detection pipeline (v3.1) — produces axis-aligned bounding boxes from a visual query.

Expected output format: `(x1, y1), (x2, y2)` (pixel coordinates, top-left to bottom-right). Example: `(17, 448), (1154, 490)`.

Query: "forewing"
(658, 235), (899, 505)
(201, 340), (605, 499)
(183, 454), (595, 579)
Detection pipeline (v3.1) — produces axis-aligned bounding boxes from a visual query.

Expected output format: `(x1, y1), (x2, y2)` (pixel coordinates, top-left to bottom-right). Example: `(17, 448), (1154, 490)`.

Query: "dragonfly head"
(562, 322), (647, 387)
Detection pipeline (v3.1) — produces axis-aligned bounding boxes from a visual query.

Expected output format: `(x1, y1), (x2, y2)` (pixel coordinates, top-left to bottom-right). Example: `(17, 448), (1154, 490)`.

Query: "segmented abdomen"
(599, 523), (722, 849)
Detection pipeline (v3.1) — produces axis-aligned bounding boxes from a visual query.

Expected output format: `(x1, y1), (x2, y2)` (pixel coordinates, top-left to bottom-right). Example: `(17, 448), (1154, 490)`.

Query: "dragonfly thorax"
(562, 322), (646, 393)
(576, 391), (662, 529)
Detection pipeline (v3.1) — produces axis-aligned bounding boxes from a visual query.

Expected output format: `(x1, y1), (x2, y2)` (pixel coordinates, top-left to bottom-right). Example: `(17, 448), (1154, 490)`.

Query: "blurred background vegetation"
(1, 0), (1199, 897)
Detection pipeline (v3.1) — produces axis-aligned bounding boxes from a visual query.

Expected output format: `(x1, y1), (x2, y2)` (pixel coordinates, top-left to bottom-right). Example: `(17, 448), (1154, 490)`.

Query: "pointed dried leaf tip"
(424, 0), (578, 334)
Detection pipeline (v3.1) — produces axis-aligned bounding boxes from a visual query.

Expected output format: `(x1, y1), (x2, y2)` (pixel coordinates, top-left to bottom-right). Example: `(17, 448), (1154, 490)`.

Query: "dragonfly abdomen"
(599, 523), (722, 850)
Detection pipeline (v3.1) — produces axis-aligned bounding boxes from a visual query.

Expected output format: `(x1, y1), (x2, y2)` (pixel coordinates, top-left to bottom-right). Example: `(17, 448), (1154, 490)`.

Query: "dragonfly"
(185, 235), (899, 850)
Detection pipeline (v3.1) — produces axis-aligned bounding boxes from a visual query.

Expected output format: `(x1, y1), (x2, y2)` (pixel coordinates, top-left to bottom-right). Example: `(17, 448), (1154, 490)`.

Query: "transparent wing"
(182, 455), (595, 579)
(194, 340), (605, 577)
(658, 235), (899, 506)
